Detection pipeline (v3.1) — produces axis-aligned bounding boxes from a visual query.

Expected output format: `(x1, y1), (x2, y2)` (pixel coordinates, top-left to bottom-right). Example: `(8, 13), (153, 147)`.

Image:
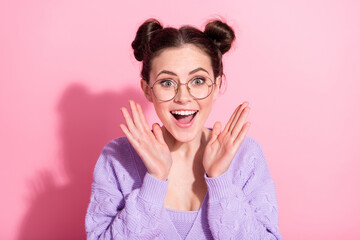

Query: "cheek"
(199, 100), (214, 118)
(153, 102), (169, 120)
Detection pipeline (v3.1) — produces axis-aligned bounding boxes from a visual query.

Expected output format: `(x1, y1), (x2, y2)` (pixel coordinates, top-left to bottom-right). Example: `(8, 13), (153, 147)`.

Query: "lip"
(170, 109), (198, 128)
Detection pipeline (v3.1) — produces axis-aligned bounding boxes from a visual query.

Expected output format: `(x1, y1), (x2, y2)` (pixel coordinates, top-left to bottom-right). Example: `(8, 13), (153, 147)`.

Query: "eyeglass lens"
(152, 76), (214, 101)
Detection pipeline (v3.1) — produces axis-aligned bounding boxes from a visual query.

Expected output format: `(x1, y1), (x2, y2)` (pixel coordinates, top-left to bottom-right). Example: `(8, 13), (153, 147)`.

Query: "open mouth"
(170, 110), (198, 124)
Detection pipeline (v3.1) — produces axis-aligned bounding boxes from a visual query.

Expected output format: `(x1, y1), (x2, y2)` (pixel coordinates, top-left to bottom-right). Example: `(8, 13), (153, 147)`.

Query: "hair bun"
(132, 19), (163, 61)
(204, 20), (235, 54)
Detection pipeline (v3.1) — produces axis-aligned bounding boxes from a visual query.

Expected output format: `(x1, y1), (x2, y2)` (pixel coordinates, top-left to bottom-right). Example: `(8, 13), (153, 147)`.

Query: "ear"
(212, 76), (222, 100)
(141, 79), (153, 102)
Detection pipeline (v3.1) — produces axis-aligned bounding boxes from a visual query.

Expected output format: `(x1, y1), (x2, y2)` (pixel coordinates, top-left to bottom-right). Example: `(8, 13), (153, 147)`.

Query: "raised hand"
(203, 102), (251, 178)
(120, 100), (172, 180)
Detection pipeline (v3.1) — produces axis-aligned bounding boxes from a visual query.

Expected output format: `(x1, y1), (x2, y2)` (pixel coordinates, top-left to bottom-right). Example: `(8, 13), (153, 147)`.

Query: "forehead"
(150, 44), (213, 79)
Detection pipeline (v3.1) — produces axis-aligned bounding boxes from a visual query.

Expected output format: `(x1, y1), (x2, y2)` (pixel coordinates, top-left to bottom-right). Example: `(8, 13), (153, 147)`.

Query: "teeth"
(171, 110), (197, 116)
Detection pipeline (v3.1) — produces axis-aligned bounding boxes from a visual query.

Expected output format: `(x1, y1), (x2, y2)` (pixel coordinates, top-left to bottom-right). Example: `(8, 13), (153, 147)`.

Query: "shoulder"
(101, 136), (135, 160)
(233, 136), (266, 166)
(92, 137), (142, 183)
(91, 137), (147, 195)
(227, 136), (270, 185)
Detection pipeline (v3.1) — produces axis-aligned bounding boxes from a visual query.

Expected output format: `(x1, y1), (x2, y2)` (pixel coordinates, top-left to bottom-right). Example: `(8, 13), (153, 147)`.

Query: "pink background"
(1, 0), (360, 239)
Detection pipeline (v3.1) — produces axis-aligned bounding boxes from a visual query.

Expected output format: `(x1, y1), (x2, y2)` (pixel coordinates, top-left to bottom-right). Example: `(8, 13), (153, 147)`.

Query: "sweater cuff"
(205, 170), (234, 202)
(138, 172), (168, 205)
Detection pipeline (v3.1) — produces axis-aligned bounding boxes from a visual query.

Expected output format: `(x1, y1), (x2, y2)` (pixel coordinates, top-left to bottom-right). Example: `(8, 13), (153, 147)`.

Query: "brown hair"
(131, 18), (235, 83)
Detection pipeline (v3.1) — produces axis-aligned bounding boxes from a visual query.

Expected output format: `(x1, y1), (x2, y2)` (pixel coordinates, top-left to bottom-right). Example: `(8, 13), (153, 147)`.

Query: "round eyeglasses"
(148, 76), (216, 102)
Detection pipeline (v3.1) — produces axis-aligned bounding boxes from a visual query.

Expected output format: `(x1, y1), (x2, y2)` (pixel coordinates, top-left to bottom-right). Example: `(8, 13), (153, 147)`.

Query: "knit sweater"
(85, 136), (282, 240)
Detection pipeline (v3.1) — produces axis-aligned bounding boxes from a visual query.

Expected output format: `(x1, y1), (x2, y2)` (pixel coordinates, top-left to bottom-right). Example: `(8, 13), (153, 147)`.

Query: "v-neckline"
(165, 192), (208, 239)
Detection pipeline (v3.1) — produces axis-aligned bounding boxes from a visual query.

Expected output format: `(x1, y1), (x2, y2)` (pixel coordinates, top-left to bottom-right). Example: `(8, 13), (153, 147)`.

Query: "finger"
(120, 123), (131, 137)
(152, 123), (166, 145)
(234, 121), (251, 147)
(231, 107), (250, 136)
(129, 100), (144, 130)
(209, 121), (222, 145)
(239, 101), (249, 112)
(223, 105), (241, 133)
(136, 102), (151, 132)
(120, 123), (139, 147)
(228, 102), (249, 133)
(121, 107), (137, 132)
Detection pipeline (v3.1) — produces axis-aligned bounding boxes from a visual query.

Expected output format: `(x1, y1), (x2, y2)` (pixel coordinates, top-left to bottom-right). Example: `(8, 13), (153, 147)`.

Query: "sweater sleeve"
(205, 138), (282, 240)
(85, 145), (169, 240)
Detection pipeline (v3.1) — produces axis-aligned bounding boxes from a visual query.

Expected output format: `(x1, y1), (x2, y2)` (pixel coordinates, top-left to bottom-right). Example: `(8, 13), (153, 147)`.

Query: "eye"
(191, 77), (205, 86)
(159, 79), (176, 88)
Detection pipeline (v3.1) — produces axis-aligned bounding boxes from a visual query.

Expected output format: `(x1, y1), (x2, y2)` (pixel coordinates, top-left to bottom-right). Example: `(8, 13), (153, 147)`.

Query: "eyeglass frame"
(147, 76), (217, 102)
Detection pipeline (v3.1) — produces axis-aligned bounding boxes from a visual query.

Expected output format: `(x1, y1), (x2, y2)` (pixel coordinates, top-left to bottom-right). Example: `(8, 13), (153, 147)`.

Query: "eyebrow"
(156, 67), (209, 78)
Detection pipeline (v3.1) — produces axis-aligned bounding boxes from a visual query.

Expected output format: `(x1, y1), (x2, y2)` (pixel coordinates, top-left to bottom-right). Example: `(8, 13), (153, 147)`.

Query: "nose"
(174, 83), (192, 103)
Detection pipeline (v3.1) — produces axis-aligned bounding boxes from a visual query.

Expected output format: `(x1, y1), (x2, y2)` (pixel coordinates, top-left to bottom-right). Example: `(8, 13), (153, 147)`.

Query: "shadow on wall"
(17, 83), (150, 240)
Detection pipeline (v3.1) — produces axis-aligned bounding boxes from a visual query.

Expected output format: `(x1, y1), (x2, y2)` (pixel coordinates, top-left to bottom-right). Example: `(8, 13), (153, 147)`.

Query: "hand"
(120, 100), (172, 180)
(203, 102), (251, 178)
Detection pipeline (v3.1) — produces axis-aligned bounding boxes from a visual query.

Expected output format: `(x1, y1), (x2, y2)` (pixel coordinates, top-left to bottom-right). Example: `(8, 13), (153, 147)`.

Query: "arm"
(203, 102), (281, 239)
(205, 139), (282, 239)
(85, 148), (169, 240)
(86, 100), (173, 239)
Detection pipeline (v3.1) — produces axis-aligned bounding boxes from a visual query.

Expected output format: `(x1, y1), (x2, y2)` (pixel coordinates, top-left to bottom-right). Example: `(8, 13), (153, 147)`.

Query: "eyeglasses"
(148, 76), (216, 102)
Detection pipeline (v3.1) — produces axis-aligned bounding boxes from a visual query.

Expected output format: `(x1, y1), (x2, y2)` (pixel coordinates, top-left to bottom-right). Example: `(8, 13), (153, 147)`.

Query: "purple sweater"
(85, 136), (282, 239)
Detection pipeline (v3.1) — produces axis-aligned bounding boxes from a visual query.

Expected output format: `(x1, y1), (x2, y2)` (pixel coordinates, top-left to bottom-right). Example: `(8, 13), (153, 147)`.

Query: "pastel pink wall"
(1, 0), (359, 239)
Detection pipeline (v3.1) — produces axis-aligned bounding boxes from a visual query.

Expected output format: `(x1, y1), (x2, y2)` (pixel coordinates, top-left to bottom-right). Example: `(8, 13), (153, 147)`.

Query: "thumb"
(209, 121), (222, 145)
(152, 123), (166, 145)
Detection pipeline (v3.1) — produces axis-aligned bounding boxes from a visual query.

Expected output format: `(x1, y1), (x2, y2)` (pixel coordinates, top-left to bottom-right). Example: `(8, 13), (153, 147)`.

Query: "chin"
(165, 124), (203, 143)
(172, 132), (197, 143)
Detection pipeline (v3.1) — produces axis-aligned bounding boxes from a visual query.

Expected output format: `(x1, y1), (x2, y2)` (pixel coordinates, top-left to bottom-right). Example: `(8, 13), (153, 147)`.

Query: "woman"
(85, 18), (282, 240)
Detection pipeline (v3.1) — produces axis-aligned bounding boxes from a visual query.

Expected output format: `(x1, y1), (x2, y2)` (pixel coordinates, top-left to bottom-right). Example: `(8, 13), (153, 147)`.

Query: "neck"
(161, 127), (211, 160)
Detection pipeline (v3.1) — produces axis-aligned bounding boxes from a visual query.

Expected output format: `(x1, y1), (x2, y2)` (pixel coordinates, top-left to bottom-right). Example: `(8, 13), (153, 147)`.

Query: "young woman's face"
(143, 44), (220, 143)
